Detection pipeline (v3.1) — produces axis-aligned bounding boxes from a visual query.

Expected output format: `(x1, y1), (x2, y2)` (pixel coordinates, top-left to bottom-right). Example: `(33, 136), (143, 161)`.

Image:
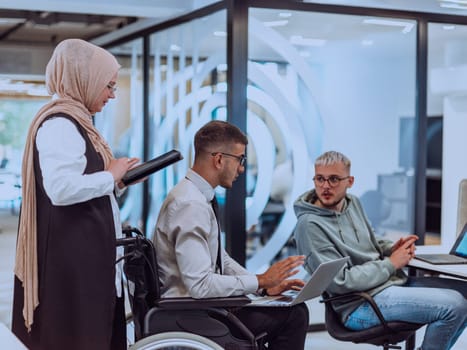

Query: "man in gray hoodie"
(293, 150), (466, 350)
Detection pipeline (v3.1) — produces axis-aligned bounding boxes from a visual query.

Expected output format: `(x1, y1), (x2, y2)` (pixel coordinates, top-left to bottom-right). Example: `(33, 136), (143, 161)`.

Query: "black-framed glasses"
(106, 83), (117, 93)
(211, 152), (247, 166)
(313, 175), (350, 187)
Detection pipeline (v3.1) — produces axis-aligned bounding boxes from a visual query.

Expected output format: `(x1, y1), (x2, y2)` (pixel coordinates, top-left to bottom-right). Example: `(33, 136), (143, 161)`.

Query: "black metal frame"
(321, 291), (424, 350)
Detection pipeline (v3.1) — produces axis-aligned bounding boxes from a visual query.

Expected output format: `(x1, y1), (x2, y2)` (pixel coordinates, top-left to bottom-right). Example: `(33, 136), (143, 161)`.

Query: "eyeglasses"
(211, 152), (247, 166)
(106, 83), (117, 93)
(313, 175), (350, 187)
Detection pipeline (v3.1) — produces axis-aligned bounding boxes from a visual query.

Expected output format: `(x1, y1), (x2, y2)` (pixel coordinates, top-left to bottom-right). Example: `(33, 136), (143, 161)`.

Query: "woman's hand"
(107, 157), (139, 184)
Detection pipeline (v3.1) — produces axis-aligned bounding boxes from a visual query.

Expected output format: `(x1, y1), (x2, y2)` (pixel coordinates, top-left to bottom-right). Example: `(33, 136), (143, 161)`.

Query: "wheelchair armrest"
(122, 226), (144, 237)
(320, 291), (391, 331)
(156, 295), (251, 309)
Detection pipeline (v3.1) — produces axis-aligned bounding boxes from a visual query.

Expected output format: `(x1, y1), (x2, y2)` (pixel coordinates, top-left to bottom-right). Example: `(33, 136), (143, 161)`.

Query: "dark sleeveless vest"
(12, 113), (121, 350)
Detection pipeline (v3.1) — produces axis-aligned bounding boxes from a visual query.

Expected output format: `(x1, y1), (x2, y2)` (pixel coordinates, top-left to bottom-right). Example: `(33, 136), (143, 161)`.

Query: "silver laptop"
(414, 223), (467, 265)
(246, 257), (349, 307)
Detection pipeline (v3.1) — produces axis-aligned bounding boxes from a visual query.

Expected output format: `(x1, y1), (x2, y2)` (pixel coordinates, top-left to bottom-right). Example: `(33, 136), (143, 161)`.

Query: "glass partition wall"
(98, 1), (467, 269)
(428, 22), (467, 244)
(145, 10), (228, 233)
(96, 38), (145, 228)
(246, 8), (417, 270)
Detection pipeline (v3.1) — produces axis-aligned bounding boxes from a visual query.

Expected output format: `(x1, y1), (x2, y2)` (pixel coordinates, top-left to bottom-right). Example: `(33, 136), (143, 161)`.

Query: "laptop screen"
(452, 227), (467, 258)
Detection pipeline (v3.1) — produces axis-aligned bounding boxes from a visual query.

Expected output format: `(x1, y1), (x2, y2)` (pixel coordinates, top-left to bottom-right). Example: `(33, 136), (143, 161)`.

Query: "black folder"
(122, 150), (183, 186)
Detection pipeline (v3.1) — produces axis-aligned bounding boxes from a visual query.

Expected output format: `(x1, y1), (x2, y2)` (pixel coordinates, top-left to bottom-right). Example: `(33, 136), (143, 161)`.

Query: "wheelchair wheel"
(129, 331), (223, 350)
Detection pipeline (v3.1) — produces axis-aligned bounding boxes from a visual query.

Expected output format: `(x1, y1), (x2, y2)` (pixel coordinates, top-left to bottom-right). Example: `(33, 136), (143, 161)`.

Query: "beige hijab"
(14, 39), (121, 330)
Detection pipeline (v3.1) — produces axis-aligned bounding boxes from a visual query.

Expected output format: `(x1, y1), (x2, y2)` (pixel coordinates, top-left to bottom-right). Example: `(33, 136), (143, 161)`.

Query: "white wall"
(312, 48), (416, 198)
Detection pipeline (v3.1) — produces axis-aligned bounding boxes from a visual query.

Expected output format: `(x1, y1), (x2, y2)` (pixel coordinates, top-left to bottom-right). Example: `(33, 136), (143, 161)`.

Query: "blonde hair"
(315, 151), (351, 172)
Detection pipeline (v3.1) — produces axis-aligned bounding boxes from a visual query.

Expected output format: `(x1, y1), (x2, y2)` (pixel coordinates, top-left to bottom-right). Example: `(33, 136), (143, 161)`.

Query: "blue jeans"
(344, 277), (467, 350)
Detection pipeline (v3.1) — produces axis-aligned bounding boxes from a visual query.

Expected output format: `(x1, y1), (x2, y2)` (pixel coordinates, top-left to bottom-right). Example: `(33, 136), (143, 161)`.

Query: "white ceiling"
(3, 0), (466, 17)
(1, 0), (466, 50)
(1, 0), (467, 94)
(0, 0), (214, 18)
(0, 1), (219, 48)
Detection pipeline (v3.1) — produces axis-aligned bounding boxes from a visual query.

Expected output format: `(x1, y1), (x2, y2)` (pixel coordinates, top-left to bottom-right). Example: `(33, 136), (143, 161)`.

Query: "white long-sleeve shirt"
(154, 168), (258, 298)
(35, 116), (123, 296)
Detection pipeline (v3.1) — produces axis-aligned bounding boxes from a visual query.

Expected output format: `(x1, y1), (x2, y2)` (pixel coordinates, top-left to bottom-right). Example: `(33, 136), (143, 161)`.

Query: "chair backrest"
(457, 179), (467, 234)
(118, 227), (160, 340)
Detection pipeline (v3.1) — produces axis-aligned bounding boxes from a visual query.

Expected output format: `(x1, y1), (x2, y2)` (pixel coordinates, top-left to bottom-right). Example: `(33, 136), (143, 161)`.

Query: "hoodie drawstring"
(335, 213), (345, 242)
(347, 212), (360, 243)
(336, 211), (360, 243)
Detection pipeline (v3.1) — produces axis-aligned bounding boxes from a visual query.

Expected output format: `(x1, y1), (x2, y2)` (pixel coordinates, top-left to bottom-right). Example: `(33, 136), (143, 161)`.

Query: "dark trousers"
(111, 295), (127, 350)
(233, 302), (309, 350)
(12, 275), (126, 350)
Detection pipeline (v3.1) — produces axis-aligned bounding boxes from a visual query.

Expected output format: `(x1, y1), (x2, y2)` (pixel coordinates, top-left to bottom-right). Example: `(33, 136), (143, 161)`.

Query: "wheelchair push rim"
(129, 331), (224, 350)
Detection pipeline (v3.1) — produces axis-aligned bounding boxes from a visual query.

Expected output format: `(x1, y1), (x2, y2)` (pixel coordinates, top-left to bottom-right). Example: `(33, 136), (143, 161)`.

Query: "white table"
(408, 258), (467, 279)
(405, 258), (467, 349)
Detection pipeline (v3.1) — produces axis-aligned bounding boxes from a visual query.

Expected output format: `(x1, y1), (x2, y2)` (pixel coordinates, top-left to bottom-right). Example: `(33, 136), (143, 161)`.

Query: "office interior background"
(1, 0), (467, 348)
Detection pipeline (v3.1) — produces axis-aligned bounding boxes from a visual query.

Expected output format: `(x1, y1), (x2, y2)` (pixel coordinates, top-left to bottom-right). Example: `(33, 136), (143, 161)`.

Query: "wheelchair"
(118, 227), (267, 350)
(129, 332), (223, 350)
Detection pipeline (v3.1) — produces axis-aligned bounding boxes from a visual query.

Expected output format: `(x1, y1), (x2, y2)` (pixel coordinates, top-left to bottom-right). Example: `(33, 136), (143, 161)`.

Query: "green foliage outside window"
(0, 100), (48, 149)
(0, 99), (49, 170)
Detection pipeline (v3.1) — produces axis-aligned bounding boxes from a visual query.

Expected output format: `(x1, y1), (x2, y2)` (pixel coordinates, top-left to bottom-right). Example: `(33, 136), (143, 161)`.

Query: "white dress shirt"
(36, 116), (123, 296)
(154, 168), (258, 298)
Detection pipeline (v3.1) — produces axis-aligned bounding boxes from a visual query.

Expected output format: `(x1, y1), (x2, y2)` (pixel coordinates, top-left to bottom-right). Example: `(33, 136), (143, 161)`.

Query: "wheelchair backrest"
(117, 227), (160, 340)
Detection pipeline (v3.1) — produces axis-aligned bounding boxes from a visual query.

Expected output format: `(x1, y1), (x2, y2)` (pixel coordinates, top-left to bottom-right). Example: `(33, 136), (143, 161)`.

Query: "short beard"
(317, 196), (345, 211)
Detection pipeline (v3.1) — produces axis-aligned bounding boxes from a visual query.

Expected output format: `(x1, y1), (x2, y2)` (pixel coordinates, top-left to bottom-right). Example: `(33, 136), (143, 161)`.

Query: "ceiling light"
(439, 2), (467, 10)
(443, 25), (456, 30)
(213, 31), (226, 37)
(439, 0), (467, 4)
(363, 18), (414, 34)
(263, 20), (288, 27)
(290, 35), (326, 47)
(278, 12), (292, 18)
(0, 18), (25, 25)
(361, 40), (374, 46)
(169, 44), (180, 52)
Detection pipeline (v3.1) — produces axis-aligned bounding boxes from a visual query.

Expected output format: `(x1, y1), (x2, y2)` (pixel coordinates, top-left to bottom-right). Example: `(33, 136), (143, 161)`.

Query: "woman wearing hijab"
(11, 38), (138, 350)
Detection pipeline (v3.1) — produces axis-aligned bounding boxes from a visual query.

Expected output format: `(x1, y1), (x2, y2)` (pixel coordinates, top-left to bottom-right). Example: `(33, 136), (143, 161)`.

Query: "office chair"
(118, 227), (266, 350)
(321, 291), (423, 350)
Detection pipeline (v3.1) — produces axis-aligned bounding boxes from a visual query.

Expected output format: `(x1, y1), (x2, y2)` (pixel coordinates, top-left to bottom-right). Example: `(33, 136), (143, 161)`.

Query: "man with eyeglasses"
(293, 150), (466, 350)
(153, 120), (309, 350)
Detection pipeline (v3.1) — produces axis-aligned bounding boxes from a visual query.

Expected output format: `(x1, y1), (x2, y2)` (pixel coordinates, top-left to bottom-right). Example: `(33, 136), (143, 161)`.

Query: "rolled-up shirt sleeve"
(36, 117), (115, 206)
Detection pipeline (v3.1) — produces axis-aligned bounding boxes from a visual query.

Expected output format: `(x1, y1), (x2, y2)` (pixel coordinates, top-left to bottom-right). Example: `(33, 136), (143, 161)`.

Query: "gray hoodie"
(293, 189), (407, 322)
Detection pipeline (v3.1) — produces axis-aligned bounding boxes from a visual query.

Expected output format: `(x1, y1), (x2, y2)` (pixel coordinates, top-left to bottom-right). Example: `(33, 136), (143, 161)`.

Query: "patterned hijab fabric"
(15, 38), (120, 330)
